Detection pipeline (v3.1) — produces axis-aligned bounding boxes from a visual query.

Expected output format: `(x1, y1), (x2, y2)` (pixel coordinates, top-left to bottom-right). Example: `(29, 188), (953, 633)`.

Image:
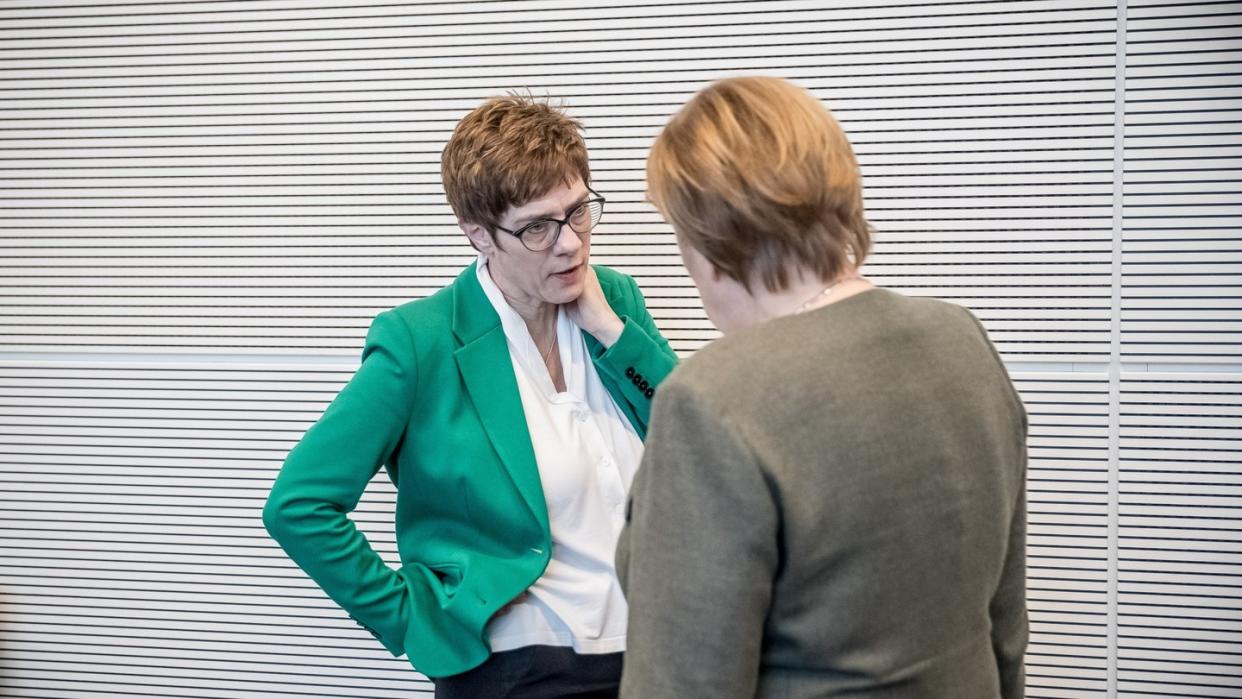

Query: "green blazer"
(263, 262), (677, 678)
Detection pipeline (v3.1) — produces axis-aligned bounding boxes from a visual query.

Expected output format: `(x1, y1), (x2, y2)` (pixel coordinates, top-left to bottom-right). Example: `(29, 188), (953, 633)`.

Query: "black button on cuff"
(638, 380), (649, 391)
(624, 366), (636, 379)
(644, 387), (655, 399)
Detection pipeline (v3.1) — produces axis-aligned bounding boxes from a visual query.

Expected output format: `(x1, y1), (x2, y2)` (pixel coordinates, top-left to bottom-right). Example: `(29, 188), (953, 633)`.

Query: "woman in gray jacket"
(616, 76), (1029, 699)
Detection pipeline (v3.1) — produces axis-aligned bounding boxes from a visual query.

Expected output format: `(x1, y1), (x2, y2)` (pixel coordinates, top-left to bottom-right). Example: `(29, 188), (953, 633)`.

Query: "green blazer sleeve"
(590, 270), (679, 434)
(262, 310), (418, 655)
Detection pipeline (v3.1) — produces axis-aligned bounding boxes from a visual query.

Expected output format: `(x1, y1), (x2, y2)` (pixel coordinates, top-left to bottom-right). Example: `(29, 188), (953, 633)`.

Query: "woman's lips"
(552, 263), (583, 280)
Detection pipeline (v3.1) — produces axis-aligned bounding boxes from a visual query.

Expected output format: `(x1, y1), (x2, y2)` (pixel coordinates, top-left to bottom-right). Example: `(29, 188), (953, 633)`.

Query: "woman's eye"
(525, 220), (557, 239)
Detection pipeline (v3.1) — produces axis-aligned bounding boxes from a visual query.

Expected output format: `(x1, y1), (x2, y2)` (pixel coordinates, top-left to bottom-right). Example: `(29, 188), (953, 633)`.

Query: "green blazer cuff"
(354, 564), (494, 677)
(593, 316), (676, 425)
(396, 565), (492, 677)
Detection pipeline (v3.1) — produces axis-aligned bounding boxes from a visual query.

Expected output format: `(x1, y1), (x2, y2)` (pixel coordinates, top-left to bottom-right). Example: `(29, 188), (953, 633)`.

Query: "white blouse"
(476, 259), (644, 655)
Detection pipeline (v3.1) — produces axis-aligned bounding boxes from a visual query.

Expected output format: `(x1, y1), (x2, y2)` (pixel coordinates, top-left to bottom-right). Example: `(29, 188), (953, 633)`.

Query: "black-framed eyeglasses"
(494, 189), (605, 252)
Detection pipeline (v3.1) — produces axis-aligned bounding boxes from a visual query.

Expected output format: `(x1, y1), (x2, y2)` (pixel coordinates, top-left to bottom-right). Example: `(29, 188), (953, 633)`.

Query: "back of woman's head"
(648, 76), (871, 292)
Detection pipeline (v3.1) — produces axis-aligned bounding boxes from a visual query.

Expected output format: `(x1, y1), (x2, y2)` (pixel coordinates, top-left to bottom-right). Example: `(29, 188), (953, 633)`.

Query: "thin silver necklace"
(797, 283), (837, 313)
(539, 332), (558, 367)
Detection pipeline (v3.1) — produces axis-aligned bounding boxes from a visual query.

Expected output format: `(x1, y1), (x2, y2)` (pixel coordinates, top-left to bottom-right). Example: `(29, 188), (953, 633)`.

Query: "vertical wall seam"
(1108, 1), (1127, 697)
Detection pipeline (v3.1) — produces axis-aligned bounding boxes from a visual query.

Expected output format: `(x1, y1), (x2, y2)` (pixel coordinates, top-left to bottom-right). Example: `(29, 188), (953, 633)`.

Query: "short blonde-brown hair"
(647, 76), (871, 292)
(441, 93), (591, 232)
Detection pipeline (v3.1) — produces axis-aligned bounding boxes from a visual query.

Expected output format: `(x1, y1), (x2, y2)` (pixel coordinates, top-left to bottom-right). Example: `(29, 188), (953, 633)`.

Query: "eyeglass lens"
(520, 199), (603, 250)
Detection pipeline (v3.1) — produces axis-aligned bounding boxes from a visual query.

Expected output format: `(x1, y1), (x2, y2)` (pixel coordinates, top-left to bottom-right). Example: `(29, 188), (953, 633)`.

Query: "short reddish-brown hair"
(647, 76), (872, 292)
(441, 93), (591, 232)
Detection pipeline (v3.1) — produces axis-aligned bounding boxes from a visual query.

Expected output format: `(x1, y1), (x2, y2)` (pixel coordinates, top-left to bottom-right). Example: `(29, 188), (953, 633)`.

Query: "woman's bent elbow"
(261, 490), (293, 542)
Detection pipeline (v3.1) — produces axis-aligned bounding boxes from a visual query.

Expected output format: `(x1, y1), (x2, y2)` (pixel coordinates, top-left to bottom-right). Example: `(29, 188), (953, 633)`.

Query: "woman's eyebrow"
(513, 195), (590, 225)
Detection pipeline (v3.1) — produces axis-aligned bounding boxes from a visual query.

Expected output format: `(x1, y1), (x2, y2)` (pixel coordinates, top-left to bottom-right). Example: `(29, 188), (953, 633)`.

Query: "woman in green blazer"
(263, 95), (677, 696)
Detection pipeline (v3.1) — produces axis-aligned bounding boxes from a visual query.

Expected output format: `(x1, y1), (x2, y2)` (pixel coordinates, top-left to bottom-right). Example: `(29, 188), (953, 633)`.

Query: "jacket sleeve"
(992, 422), (1030, 699)
(964, 306), (1029, 698)
(591, 272), (679, 430)
(262, 310), (418, 656)
(616, 378), (776, 698)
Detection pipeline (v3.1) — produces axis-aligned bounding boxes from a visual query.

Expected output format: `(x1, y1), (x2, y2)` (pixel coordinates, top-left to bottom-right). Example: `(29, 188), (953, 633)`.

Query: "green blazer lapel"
(450, 263), (550, 534)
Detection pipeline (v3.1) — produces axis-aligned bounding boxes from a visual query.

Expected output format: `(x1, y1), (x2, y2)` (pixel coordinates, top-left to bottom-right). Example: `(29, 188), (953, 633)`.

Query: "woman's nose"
(552, 222), (585, 254)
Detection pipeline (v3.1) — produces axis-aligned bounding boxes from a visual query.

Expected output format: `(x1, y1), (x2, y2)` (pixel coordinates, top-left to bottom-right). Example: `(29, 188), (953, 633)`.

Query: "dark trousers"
(432, 645), (622, 699)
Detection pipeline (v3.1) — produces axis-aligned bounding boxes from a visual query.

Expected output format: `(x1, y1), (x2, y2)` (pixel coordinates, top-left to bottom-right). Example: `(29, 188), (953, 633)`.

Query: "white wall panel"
(1118, 373), (1242, 698)
(1122, 2), (1242, 365)
(0, 0), (1121, 359)
(0, 360), (422, 698)
(1, 1), (1239, 697)
(1016, 372), (1112, 698)
(1116, 5), (1242, 692)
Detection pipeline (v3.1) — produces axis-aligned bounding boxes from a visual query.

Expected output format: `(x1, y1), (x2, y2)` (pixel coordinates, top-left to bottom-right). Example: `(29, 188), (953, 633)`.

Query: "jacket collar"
(450, 260), (501, 345)
(452, 258), (627, 351)
(450, 259), (627, 338)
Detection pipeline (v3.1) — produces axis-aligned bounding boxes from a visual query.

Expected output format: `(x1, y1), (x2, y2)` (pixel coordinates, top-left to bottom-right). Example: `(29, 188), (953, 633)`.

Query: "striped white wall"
(1118, 3), (1242, 697)
(0, 1), (1237, 697)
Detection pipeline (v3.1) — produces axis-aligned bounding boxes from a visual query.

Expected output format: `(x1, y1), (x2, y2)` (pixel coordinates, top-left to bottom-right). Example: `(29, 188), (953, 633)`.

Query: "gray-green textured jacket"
(618, 287), (1028, 699)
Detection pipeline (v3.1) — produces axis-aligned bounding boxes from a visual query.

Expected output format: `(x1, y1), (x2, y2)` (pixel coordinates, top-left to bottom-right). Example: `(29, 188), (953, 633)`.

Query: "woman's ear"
(460, 222), (494, 255)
